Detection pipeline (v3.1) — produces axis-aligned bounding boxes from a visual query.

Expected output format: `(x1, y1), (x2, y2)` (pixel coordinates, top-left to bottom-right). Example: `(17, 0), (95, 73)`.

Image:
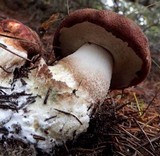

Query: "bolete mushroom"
(0, 9), (151, 153)
(53, 9), (151, 103)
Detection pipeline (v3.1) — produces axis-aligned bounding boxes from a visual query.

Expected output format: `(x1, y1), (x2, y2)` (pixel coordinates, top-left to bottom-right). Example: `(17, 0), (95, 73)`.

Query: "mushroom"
(53, 8), (151, 103)
(0, 19), (43, 146)
(0, 19), (42, 78)
(0, 9), (151, 153)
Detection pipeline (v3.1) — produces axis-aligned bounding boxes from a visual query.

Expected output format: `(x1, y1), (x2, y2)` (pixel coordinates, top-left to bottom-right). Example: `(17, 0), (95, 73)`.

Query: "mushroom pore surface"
(58, 22), (143, 89)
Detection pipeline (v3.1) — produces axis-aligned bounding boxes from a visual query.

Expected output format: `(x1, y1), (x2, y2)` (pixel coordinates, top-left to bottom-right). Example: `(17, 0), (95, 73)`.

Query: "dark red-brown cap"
(53, 8), (151, 89)
(0, 19), (42, 57)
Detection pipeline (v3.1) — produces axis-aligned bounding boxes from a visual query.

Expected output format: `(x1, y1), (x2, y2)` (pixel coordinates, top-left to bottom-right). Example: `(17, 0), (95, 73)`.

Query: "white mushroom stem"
(50, 43), (113, 103)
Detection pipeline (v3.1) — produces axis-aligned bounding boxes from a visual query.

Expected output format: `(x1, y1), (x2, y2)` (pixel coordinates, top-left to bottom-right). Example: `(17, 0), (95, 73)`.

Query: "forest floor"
(0, 2), (160, 156)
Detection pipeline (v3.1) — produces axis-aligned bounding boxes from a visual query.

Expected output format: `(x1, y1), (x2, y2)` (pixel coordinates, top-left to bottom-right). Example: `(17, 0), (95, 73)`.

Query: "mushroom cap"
(53, 8), (151, 89)
(0, 19), (42, 57)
